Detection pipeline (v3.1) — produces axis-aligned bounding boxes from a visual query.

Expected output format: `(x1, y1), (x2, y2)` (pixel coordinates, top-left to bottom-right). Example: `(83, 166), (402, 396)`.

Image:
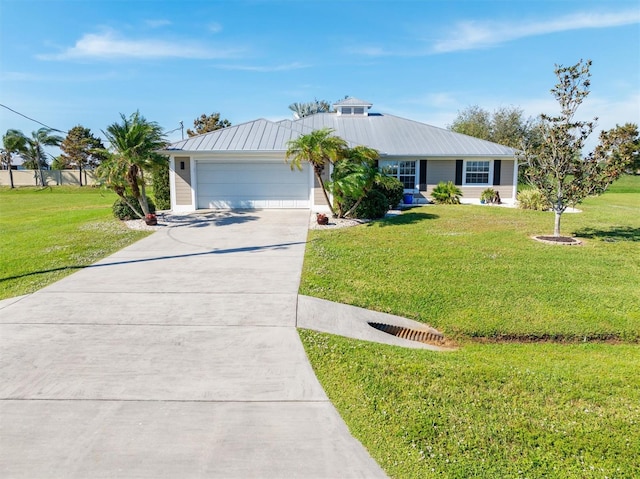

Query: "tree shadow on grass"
(573, 226), (640, 242)
(371, 212), (439, 227)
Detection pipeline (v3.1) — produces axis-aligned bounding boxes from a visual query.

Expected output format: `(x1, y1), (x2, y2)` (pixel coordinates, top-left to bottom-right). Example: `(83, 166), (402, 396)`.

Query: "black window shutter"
(419, 160), (427, 191)
(455, 160), (463, 185)
(493, 160), (502, 186)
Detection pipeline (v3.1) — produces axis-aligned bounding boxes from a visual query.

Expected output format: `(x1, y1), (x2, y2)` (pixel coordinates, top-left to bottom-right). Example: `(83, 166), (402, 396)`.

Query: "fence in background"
(0, 170), (97, 187)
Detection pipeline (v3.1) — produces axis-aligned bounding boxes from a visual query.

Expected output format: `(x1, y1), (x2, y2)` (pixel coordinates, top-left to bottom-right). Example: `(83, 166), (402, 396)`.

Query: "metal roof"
(333, 97), (373, 108)
(164, 111), (515, 157)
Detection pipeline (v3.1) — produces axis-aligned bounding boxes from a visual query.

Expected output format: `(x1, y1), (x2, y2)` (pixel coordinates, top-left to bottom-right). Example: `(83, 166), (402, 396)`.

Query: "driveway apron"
(0, 210), (387, 479)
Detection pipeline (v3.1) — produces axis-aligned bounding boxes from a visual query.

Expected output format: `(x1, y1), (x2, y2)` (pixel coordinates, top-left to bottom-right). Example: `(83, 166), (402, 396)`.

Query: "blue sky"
(1, 0), (638, 156)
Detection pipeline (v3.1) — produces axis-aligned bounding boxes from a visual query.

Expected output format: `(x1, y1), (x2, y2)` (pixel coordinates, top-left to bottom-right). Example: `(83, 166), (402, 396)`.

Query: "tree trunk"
(9, 167), (14, 188)
(554, 210), (562, 237)
(138, 171), (150, 216)
(78, 163), (83, 187)
(127, 165), (150, 216)
(36, 153), (46, 187)
(343, 186), (371, 218)
(315, 171), (336, 216)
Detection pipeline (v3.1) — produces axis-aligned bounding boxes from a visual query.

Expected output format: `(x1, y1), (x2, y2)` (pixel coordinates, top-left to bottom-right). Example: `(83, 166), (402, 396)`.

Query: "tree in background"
(1, 129), (27, 188)
(448, 105), (492, 140)
(97, 111), (167, 219)
(59, 125), (107, 186)
(10, 128), (63, 186)
(285, 128), (348, 216)
(186, 113), (231, 137)
(599, 123), (639, 174)
(520, 60), (635, 237)
(288, 99), (332, 119)
(449, 105), (543, 180)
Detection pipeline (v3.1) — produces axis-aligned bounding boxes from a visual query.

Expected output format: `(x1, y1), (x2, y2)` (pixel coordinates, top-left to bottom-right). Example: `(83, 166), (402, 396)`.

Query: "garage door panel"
(196, 162), (310, 209)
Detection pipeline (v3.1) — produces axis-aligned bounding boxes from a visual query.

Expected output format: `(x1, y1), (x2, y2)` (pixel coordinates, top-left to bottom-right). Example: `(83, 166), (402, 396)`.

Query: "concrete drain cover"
(368, 322), (444, 344)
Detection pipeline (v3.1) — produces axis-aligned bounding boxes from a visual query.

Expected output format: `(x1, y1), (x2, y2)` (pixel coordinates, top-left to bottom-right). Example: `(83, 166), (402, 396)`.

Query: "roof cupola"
(333, 97), (373, 116)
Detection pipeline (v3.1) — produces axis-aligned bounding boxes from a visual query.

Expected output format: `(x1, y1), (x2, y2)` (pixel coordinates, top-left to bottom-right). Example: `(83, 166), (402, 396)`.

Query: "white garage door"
(196, 161), (311, 209)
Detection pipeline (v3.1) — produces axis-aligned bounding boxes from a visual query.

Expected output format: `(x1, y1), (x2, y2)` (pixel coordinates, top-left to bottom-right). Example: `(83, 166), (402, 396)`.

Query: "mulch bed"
(533, 235), (582, 245)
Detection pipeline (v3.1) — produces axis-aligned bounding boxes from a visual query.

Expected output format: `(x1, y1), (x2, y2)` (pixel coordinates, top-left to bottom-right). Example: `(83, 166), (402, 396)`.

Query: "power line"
(0, 103), (68, 134)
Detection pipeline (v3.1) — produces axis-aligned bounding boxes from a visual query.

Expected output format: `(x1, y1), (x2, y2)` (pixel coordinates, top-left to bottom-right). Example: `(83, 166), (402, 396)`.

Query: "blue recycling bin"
(403, 193), (413, 205)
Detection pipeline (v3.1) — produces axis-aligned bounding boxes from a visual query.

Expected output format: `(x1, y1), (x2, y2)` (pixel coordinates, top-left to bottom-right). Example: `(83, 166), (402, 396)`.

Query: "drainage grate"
(368, 322), (444, 344)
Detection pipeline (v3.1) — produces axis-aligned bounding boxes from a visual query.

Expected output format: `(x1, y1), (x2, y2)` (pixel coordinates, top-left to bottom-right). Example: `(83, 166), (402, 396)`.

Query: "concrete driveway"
(0, 210), (387, 478)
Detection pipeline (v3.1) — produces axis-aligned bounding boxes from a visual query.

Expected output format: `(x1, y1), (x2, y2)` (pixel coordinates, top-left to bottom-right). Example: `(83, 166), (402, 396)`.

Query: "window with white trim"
(464, 160), (491, 185)
(380, 160), (416, 189)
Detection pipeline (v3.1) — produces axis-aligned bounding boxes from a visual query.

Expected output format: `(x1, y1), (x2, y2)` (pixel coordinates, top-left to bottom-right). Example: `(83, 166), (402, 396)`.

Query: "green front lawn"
(299, 175), (640, 478)
(0, 186), (150, 300)
(301, 175), (640, 341)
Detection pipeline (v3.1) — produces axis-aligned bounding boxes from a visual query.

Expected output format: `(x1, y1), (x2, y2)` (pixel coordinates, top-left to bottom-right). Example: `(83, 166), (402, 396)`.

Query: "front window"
(465, 161), (490, 185)
(380, 160), (415, 189)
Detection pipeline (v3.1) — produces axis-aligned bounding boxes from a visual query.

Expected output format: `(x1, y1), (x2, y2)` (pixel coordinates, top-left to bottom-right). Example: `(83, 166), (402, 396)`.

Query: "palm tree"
(329, 146), (382, 218)
(98, 111), (167, 217)
(20, 128), (62, 186)
(1, 129), (27, 188)
(288, 99), (332, 119)
(285, 128), (347, 216)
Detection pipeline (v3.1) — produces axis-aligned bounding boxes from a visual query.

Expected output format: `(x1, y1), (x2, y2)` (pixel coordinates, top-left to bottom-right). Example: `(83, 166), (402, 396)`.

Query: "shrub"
(517, 188), (550, 210)
(112, 195), (156, 220)
(376, 176), (404, 208)
(339, 176), (404, 219)
(431, 181), (462, 204)
(152, 161), (171, 210)
(342, 189), (389, 219)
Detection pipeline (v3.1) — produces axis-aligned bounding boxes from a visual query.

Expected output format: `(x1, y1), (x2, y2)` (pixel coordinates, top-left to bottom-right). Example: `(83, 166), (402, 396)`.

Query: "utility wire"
(0, 103), (68, 134)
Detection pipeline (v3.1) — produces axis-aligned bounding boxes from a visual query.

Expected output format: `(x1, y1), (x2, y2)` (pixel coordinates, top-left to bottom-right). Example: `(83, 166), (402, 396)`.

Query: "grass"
(0, 186), (151, 300)
(300, 175), (640, 342)
(300, 332), (639, 478)
(298, 175), (640, 478)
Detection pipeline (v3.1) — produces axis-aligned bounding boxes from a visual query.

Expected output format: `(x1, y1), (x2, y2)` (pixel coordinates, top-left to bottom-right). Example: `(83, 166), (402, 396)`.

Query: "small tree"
(520, 60), (635, 237)
(20, 128), (64, 186)
(1, 129), (27, 188)
(285, 128), (347, 217)
(329, 145), (383, 218)
(59, 125), (107, 186)
(186, 113), (231, 137)
(97, 111), (167, 219)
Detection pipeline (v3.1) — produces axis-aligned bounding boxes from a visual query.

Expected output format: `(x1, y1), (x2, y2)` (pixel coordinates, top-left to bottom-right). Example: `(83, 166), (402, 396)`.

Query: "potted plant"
(316, 213), (329, 225)
(480, 188), (501, 205)
(145, 213), (158, 225)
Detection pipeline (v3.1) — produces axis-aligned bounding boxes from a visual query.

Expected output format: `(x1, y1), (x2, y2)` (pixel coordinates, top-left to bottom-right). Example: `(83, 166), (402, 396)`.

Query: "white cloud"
(208, 22), (223, 33)
(214, 62), (310, 72)
(37, 29), (242, 60)
(145, 19), (171, 28)
(345, 45), (391, 57)
(433, 9), (640, 53)
(348, 9), (640, 57)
